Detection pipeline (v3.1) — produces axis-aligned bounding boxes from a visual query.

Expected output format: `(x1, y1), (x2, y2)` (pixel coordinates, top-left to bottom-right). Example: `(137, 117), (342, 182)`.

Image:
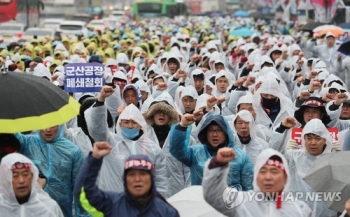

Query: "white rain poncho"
(202, 148), (312, 216)
(178, 85), (198, 114)
(285, 119), (337, 217)
(0, 153), (64, 217)
(152, 74), (169, 98)
(85, 103), (168, 197)
(232, 110), (269, 164)
(143, 92), (190, 198)
(213, 59), (236, 82)
(136, 80), (154, 113)
(213, 70), (232, 98)
(189, 68), (206, 95)
(173, 85), (185, 116)
(32, 63), (52, 81)
(116, 53), (130, 66)
(253, 72), (294, 129)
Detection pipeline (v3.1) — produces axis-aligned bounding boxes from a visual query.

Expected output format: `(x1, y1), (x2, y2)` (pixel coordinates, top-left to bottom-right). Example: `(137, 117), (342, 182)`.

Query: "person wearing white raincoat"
(143, 92), (190, 198)
(202, 148), (312, 217)
(85, 86), (168, 197)
(232, 110), (269, 164)
(253, 73), (294, 129)
(0, 153), (64, 217)
(178, 85), (198, 115)
(285, 119), (337, 217)
(189, 68), (206, 96)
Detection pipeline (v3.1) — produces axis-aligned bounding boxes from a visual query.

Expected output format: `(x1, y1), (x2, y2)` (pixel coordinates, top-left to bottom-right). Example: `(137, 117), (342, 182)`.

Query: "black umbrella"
(0, 71), (80, 133)
(300, 22), (327, 31)
(338, 38), (350, 55)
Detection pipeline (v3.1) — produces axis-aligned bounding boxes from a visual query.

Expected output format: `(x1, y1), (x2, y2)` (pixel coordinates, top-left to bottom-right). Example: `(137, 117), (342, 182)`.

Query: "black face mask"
(262, 97), (278, 109)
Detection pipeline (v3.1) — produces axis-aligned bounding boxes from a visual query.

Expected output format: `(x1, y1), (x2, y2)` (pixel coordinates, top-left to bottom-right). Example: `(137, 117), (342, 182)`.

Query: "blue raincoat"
(169, 115), (254, 191)
(15, 125), (86, 217)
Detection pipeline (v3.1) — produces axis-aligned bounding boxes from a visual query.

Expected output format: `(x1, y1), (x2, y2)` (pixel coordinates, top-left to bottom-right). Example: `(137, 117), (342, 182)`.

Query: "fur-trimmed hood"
(143, 92), (179, 126)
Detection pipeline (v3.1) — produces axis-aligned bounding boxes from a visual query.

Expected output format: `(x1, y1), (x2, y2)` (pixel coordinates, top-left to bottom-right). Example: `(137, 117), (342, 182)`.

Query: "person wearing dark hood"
(169, 114), (254, 190)
(74, 142), (180, 217)
(270, 97), (342, 152)
(64, 96), (114, 157)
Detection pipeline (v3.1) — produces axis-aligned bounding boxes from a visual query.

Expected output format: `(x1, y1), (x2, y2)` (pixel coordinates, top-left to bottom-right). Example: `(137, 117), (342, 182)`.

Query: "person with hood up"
(15, 126), (85, 217)
(32, 63), (52, 81)
(178, 85), (198, 115)
(64, 96), (114, 157)
(253, 73), (294, 129)
(233, 110), (269, 164)
(136, 80), (154, 113)
(0, 153), (64, 217)
(285, 119), (337, 217)
(84, 86), (168, 197)
(116, 53), (131, 72)
(143, 92), (190, 197)
(189, 68), (206, 96)
(164, 54), (181, 77)
(202, 148), (312, 216)
(169, 113), (254, 191)
(151, 74), (169, 98)
(74, 142), (179, 217)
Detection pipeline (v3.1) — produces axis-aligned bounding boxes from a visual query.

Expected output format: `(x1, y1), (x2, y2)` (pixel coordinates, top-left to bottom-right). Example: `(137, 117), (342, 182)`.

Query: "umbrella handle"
(339, 210), (347, 217)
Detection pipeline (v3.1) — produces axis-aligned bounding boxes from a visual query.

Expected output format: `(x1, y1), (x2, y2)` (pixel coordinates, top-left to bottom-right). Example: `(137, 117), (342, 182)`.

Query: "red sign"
(291, 127), (339, 146)
(109, 65), (117, 75)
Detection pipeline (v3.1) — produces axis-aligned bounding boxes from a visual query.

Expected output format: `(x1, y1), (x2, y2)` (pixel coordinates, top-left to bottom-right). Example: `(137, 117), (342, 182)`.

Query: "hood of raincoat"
(116, 104), (148, 139)
(301, 119), (333, 155)
(314, 60), (327, 69)
(322, 74), (345, 88)
(236, 92), (256, 114)
(136, 80), (151, 94)
(33, 63), (52, 81)
(143, 92), (179, 126)
(289, 44), (301, 57)
(122, 84), (142, 102)
(164, 54), (181, 75)
(253, 149), (291, 192)
(106, 58), (117, 67)
(253, 72), (293, 115)
(233, 110), (257, 140)
(259, 55), (275, 69)
(116, 53), (130, 65)
(197, 114), (235, 148)
(146, 63), (160, 79)
(206, 41), (217, 51)
(268, 45), (282, 60)
(37, 125), (66, 143)
(179, 85), (198, 114)
(213, 59), (229, 73)
(0, 153), (39, 204)
(54, 43), (67, 53)
(208, 51), (222, 70)
(190, 68), (206, 93)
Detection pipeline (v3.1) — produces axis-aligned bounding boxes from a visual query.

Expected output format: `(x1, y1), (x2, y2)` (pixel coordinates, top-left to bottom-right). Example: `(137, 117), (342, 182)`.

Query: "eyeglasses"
(207, 128), (224, 134)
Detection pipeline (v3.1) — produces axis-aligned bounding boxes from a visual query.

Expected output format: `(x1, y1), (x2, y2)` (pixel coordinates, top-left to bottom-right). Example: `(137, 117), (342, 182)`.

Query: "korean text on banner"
(64, 63), (105, 93)
(291, 127), (339, 145)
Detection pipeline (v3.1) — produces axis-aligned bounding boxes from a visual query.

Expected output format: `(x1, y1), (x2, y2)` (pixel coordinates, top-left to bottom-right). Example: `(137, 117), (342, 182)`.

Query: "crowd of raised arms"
(0, 15), (350, 217)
